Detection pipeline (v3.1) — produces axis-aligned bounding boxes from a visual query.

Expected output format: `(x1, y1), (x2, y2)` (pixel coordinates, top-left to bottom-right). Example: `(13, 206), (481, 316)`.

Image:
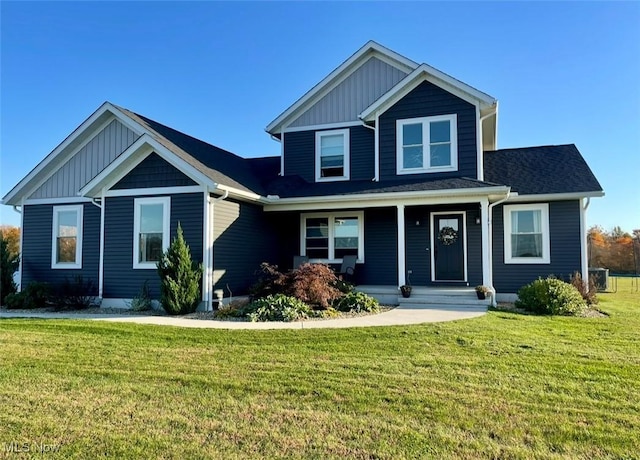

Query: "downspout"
(360, 114), (379, 181)
(477, 110), (495, 182)
(580, 197), (591, 292)
(90, 192), (106, 300)
(486, 189), (511, 306)
(209, 188), (229, 309)
(12, 204), (23, 292)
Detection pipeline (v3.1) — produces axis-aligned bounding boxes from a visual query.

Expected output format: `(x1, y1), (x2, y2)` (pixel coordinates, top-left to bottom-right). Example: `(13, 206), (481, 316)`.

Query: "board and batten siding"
(30, 119), (139, 199)
(492, 200), (582, 293)
(112, 153), (197, 189)
(284, 125), (374, 182)
(289, 57), (409, 128)
(379, 80), (478, 181)
(21, 203), (100, 290)
(213, 199), (278, 295)
(103, 193), (203, 299)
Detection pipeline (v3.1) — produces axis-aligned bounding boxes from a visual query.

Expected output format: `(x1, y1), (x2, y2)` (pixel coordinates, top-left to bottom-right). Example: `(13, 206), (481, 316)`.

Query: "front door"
(432, 213), (465, 282)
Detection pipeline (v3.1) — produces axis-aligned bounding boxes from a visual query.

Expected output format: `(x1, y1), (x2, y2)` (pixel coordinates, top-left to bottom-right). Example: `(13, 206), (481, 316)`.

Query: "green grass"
(1, 278), (639, 459)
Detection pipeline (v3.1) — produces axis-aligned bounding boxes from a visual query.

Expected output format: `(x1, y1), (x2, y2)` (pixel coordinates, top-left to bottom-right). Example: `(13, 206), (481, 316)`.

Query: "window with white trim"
(315, 129), (350, 181)
(52, 205), (83, 269)
(396, 114), (458, 174)
(503, 203), (550, 264)
(133, 197), (170, 269)
(301, 212), (363, 262)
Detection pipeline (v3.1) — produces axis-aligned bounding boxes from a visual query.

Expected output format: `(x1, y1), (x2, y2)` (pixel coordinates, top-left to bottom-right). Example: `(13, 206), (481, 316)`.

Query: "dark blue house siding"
(361, 207), (398, 285)
(405, 204), (482, 287)
(21, 202), (100, 291)
(112, 152), (197, 189)
(213, 199), (278, 295)
(379, 80), (477, 181)
(103, 193), (203, 299)
(284, 126), (375, 182)
(492, 200), (582, 293)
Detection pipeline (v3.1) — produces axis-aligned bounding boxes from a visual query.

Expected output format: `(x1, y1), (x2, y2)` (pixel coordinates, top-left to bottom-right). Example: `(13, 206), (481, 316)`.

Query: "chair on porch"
(293, 255), (309, 269)
(338, 255), (357, 282)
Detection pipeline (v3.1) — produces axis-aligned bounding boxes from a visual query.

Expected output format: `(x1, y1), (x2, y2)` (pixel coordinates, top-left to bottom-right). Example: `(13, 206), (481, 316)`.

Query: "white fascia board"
(360, 65), (497, 122)
(2, 102), (127, 205)
(505, 191), (605, 202)
(263, 186), (510, 212)
(265, 41), (418, 135)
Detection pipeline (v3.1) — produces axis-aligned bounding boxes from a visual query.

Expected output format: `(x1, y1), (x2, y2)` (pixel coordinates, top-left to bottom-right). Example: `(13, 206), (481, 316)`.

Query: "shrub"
(53, 276), (97, 310)
(515, 277), (587, 316)
(128, 281), (153, 311)
(570, 271), (598, 305)
(0, 232), (19, 305)
(333, 291), (380, 313)
(288, 263), (341, 309)
(249, 262), (288, 299)
(4, 281), (51, 309)
(157, 224), (202, 315)
(241, 294), (311, 322)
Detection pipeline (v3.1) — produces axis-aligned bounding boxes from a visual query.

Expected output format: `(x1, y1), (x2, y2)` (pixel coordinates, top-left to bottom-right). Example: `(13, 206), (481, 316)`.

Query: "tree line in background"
(588, 226), (640, 274)
(0, 225), (21, 304)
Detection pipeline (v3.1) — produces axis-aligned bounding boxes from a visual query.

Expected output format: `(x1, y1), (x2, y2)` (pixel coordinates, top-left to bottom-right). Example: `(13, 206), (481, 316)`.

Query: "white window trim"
(396, 114), (458, 175)
(315, 128), (350, 182)
(133, 197), (171, 269)
(51, 205), (83, 269)
(300, 211), (364, 264)
(503, 203), (550, 264)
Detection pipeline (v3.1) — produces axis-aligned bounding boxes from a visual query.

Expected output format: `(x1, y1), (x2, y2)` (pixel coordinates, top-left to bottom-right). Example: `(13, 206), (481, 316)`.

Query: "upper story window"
(133, 197), (170, 269)
(503, 203), (550, 264)
(396, 114), (458, 174)
(52, 205), (83, 269)
(315, 128), (350, 181)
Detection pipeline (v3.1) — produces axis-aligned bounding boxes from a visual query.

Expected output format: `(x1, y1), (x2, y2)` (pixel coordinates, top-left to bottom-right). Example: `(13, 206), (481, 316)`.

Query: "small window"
(315, 129), (350, 181)
(504, 203), (550, 264)
(302, 212), (363, 262)
(134, 197), (170, 269)
(52, 205), (83, 269)
(397, 115), (457, 174)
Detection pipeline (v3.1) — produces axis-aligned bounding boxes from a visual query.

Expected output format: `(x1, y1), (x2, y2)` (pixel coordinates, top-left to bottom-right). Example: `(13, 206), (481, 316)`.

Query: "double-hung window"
(302, 212), (363, 262)
(503, 203), (550, 264)
(133, 197), (170, 269)
(52, 205), (83, 269)
(315, 129), (350, 181)
(397, 114), (457, 174)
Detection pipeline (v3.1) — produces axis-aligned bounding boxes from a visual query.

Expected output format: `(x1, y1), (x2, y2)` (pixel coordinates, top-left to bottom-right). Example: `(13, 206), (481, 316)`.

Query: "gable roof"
(265, 41), (418, 135)
(484, 144), (604, 196)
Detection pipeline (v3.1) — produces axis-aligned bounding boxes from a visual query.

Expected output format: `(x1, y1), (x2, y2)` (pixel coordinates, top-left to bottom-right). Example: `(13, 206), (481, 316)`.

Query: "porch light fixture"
(475, 216), (481, 225)
(415, 220), (420, 226)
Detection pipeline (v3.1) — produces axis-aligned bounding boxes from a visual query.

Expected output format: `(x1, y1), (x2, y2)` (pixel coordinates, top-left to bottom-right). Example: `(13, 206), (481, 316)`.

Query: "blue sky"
(1, 1), (639, 233)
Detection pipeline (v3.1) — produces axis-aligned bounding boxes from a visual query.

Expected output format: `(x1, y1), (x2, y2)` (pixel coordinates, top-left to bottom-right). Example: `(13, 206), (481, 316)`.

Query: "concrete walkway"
(0, 305), (486, 330)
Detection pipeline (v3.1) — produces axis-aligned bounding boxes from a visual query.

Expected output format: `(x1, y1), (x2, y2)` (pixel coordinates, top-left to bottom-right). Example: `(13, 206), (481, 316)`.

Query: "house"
(2, 41), (603, 308)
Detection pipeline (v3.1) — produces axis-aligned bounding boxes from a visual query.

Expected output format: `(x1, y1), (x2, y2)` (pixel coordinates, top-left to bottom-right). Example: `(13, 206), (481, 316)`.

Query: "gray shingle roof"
(484, 144), (603, 195)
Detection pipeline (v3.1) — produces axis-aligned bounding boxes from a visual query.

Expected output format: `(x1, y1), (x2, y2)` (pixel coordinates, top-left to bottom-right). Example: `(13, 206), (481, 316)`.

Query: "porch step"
(398, 287), (490, 307)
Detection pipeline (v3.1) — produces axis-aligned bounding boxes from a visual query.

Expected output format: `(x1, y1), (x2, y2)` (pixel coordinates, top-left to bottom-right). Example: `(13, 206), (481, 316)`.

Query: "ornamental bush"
(4, 281), (51, 309)
(157, 224), (202, 315)
(515, 277), (587, 316)
(241, 294), (311, 322)
(0, 232), (19, 305)
(333, 291), (380, 313)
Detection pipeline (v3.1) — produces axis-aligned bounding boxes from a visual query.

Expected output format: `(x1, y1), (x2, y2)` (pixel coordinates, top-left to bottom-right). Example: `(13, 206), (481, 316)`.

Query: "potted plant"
(400, 285), (412, 298)
(475, 285), (490, 300)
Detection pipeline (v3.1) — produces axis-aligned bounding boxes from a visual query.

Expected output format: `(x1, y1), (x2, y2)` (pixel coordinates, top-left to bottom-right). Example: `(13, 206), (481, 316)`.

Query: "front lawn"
(1, 278), (638, 458)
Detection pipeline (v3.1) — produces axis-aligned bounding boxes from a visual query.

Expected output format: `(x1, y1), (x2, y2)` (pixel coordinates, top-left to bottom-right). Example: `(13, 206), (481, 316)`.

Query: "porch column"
(480, 198), (491, 288)
(397, 204), (406, 287)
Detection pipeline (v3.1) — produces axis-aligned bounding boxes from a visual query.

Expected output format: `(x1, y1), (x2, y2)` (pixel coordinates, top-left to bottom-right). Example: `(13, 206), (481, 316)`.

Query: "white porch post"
(480, 198), (491, 288)
(397, 204), (406, 286)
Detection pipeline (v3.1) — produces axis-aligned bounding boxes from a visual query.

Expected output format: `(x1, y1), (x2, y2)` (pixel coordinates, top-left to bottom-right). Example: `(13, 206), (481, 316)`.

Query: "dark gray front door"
(433, 214), (465, 281)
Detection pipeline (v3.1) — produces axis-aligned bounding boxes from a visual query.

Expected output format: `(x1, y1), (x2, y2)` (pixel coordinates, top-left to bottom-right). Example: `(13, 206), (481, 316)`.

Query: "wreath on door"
(438, 226), (458, 246)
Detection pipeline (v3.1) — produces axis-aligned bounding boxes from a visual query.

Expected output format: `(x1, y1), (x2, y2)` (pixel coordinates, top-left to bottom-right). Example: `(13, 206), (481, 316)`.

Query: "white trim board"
(51, 204), (84, 270)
